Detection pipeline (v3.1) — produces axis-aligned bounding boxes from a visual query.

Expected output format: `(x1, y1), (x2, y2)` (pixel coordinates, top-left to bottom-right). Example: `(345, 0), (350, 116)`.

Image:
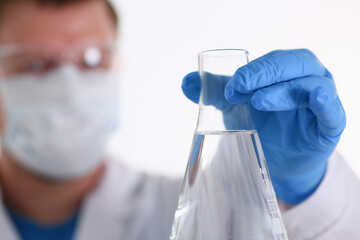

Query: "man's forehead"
(0, 0), (116, 48)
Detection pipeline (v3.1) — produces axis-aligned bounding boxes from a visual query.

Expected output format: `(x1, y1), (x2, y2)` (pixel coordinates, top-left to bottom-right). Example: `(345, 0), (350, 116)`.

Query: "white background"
(107, 0), (360, 178)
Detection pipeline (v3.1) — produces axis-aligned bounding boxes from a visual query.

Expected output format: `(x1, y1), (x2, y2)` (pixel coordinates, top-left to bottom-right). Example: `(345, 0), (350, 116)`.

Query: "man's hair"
(0, 0), (119, 28)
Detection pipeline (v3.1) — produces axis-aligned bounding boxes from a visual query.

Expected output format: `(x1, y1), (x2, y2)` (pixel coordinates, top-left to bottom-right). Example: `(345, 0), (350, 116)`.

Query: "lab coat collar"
(75, 158), (143, 240)
(0, 157), (143, 240)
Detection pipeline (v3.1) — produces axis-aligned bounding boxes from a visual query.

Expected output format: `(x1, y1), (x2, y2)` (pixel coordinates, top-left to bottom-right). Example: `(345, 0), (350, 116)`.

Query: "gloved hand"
(181, 49), (346, 205)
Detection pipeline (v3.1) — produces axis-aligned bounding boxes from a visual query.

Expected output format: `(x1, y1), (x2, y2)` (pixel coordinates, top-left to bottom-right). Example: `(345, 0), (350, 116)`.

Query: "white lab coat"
(0, 151), (359, 240)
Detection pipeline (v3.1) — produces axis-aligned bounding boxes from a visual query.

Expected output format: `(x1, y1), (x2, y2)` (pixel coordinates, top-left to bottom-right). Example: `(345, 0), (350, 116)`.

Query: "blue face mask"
(0, 65), (120, 180)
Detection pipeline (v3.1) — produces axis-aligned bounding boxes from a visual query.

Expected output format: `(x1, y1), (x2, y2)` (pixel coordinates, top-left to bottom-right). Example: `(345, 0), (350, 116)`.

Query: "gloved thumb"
(182, 72), (201, 104)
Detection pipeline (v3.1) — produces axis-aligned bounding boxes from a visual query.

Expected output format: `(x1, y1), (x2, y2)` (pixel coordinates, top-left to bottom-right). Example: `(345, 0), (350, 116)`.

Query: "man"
(0, 1), (180, 239)
(0, 0), (358, 240)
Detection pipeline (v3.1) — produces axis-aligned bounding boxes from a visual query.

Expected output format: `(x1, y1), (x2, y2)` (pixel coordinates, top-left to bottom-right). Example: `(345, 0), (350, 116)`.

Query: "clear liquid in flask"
(170, 130), (287, 240)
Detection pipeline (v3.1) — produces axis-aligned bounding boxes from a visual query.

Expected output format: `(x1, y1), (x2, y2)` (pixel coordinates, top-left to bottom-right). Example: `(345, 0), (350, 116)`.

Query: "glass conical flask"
(170, 49), (288, 240)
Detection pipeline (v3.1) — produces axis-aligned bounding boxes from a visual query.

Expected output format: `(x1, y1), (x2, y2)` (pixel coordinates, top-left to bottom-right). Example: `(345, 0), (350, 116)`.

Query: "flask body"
(170, 49), (288, 240)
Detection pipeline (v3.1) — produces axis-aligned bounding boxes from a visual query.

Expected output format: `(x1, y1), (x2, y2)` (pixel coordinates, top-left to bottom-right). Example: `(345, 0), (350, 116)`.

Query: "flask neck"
(196, 49), (253, 133)
(195, 73), (254, 133)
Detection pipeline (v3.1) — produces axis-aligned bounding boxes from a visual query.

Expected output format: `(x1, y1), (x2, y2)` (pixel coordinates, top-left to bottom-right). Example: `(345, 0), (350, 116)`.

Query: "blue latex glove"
(182, 49), (346, 205)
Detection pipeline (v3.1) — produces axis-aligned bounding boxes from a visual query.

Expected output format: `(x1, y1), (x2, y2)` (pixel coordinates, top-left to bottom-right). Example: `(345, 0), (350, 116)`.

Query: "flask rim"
(199, 49), (249, 58)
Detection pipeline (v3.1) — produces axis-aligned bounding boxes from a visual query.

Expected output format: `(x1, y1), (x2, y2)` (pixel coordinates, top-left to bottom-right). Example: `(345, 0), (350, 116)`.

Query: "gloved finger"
(182, 71), (234, 112)
(182, 71), (201, 104)
(200, 72), (231, 110)
(250, 75), (336, 111)
(225, 49), (329, 104)
(309, 87), (346, 137)
(224, 81), (252, 104)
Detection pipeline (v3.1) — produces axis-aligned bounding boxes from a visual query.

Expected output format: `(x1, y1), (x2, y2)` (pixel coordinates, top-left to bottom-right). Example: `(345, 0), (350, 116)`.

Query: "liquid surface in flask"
(170, 130), (287, 240)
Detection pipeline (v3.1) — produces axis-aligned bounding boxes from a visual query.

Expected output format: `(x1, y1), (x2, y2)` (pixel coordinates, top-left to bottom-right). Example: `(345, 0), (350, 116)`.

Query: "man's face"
(0, 0), (117, 131)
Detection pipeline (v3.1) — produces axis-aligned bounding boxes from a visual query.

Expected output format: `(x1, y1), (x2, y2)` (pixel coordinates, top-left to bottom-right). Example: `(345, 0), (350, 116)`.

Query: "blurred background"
(107, 0), (360, 178)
